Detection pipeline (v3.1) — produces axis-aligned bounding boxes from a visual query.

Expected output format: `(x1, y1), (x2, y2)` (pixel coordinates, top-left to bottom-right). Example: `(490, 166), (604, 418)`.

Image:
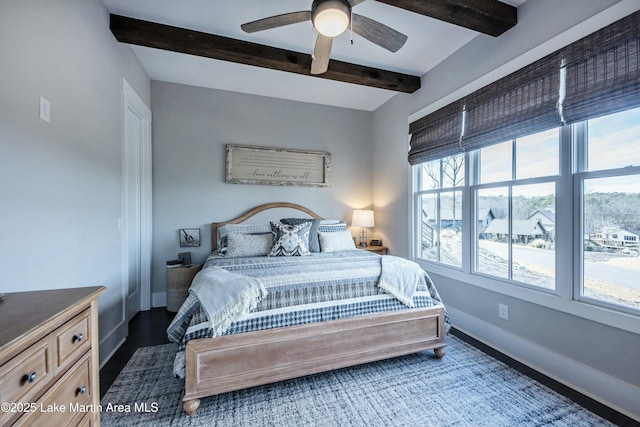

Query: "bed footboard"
(182, 306), (446, 416)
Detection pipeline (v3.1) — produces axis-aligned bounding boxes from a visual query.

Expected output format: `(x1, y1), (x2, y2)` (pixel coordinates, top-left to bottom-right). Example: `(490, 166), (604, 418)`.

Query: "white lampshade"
(312, 0), (350, 37)
(352, 209), (375, 228)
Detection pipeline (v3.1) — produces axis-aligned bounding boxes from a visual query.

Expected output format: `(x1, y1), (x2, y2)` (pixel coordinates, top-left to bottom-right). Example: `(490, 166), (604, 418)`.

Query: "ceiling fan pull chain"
(350, 9), (354, 45)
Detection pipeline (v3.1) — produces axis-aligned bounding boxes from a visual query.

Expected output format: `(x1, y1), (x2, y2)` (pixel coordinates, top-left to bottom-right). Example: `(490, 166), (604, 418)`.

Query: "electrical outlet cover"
(499, 303), (509, 320)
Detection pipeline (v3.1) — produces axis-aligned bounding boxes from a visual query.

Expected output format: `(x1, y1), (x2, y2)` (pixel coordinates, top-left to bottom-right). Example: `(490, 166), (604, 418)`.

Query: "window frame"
(471, 133), (560, 291)
(573, 162), (640, 315)
(411, 121), (640, 333)
(413, 156), (466, 268)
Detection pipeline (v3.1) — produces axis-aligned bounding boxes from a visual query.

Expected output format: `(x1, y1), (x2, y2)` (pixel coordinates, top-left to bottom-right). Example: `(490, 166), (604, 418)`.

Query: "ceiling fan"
(240, 0), (408, 75)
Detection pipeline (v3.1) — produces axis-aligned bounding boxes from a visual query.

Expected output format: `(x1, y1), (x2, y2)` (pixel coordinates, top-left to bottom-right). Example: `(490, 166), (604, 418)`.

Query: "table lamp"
(352, 209), (375, 247)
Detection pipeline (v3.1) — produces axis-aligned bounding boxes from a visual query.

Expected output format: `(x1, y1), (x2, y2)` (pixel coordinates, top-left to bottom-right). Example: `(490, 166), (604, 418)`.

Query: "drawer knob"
(73, 333), (83, 343)
(22, 371), (37, 384)
(76, 385), (86, 396)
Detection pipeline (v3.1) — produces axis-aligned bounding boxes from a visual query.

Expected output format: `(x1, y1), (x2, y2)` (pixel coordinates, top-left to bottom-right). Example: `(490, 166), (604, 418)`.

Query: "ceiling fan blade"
(348, 0), (367, 6)
(241, 11), (311, 33)
(311, 34), (333, 75)
(351, 13), (407, 52)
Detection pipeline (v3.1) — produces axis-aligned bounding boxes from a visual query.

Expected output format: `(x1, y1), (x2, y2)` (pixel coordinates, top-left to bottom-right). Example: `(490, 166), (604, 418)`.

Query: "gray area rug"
(101, 335), (612, 426)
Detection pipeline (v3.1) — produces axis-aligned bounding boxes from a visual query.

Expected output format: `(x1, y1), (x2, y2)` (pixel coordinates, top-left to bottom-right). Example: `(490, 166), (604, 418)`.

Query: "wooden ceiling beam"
(110, 14), (421, 93)
(377, 0), (517, 37)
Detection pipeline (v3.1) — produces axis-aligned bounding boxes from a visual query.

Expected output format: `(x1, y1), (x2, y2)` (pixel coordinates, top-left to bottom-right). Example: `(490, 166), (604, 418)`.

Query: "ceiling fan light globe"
(312, 0), (350, 37)
(314, 10), (349, 36)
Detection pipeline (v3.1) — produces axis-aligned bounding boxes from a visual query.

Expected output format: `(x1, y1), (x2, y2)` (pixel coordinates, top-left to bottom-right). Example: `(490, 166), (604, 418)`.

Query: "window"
(578, 107), (640, 311)
(413, 109), (640, 315)
(415, 155), (464, 267)
(474, 129), (558, 290)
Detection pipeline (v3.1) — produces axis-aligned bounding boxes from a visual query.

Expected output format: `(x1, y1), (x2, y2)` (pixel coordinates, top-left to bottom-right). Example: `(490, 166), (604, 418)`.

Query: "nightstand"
(166, 264), (202, 312)
(359, 246), (388, 255)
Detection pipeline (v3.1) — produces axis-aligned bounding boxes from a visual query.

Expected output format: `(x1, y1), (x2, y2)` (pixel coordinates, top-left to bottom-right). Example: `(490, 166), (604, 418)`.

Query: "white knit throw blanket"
(189, 266), (267, 337)
(378, 255), (423, 308)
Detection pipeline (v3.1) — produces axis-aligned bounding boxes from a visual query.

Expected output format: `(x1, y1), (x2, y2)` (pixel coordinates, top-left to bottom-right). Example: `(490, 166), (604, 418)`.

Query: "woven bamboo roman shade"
(408, 98), (466, 165)
(562, 11), (640, 124)
(461, 50), (563, 153)
(408, 9), (640, 165)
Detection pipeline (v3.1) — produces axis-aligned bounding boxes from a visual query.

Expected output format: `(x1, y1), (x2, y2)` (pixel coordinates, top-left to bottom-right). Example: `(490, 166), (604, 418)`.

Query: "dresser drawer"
(56, 309), (91, 369)
(76, 412), (94, 427)
(19, 354), (92, 426)
(0, 287), (104, 427)
(0, 341), (51, 411)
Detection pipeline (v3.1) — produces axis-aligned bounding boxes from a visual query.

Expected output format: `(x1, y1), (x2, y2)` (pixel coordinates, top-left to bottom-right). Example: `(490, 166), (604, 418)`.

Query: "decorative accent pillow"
(280, 218), (321, 252)
(217, 223), (271, 253)
(268, 221), (312, 257)
(318, 230), (356, 252)
(226, 233), (273, 257)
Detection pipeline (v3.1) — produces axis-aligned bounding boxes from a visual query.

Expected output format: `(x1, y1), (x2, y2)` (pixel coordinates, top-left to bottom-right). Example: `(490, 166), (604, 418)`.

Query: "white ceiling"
(102, 0), (524, 111)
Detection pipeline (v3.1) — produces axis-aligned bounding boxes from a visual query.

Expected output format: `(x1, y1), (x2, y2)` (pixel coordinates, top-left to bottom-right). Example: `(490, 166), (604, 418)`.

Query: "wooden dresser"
(0, 286), (105, 426)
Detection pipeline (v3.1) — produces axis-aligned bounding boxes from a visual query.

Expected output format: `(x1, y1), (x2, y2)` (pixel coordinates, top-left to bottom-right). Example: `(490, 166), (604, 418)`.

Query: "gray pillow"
(280, 218), (321, 252)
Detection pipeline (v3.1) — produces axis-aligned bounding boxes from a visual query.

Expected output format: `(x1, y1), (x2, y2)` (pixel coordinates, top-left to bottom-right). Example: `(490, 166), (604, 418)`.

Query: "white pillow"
(318, 230), (356, 252)
(226, 233), (273, 257)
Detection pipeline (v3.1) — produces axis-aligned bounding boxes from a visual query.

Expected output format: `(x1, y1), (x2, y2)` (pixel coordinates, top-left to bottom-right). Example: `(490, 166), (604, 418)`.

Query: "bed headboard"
(211, 202), (324, 250)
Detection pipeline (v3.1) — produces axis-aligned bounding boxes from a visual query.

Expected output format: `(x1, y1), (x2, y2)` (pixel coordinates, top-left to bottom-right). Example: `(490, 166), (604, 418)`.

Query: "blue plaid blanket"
(167, 250), (448, 378)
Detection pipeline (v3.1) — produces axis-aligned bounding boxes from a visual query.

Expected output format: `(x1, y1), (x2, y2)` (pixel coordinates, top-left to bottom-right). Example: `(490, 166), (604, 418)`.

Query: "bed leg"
(183, 398), (201, 416)
(434, 346), (446, 359)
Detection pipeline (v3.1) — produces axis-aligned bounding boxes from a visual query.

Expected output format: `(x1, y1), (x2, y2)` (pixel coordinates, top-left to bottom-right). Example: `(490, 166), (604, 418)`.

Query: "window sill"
(416, 259), (640, 335)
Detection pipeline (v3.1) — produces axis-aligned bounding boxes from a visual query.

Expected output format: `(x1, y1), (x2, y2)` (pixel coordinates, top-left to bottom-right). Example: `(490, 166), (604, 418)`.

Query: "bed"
(167, 202), (448, 416)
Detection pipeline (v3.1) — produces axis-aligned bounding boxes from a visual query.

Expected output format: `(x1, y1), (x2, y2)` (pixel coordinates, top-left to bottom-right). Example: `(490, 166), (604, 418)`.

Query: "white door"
(122, 78), (152, 322)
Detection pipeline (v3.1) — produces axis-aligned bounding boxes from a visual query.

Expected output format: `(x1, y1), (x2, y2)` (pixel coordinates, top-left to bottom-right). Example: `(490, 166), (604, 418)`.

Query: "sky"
(588, 107), (640, 172)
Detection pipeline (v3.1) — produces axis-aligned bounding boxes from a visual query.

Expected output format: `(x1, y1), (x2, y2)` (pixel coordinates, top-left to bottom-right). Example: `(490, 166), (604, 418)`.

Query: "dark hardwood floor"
(99, 308), (174, 398)
(100, 308), (637, 426)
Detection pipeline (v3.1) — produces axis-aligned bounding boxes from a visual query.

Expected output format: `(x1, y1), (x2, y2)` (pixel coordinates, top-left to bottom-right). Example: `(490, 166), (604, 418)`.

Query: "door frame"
(122, 78), (152, 318)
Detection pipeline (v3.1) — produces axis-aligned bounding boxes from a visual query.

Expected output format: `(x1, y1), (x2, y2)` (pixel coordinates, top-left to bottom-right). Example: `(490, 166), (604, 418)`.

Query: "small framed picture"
(179, 228), (201, 247)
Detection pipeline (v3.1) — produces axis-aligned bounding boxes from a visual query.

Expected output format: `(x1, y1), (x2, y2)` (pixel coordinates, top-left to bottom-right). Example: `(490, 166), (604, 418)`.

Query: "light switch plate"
(40, 96), (50, 122)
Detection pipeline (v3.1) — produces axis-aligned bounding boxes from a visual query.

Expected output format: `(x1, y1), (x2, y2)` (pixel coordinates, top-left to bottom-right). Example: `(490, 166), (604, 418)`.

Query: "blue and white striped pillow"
(317, 221), (347, 233)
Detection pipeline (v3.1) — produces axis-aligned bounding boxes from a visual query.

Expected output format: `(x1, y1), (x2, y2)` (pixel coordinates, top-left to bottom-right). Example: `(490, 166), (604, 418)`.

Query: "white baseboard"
(152, 291), (167, 308)
(99, 319), (128, 369)
(447, 306), (640, 422)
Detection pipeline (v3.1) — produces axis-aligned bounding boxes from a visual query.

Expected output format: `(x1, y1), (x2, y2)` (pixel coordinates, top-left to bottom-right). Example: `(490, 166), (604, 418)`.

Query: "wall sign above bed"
(225, 144), (331, 187)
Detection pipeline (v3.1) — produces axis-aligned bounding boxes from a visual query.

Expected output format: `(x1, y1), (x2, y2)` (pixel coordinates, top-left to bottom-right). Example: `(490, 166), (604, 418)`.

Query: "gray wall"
(372, 92), (413, 256)
(0, 0), (150, 364)
(151, 81), (374, 300)
(372, 0), (639, 418)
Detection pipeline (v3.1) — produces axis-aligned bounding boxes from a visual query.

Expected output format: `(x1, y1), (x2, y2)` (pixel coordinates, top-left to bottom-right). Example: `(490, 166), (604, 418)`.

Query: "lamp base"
(359, 227), (367, 247)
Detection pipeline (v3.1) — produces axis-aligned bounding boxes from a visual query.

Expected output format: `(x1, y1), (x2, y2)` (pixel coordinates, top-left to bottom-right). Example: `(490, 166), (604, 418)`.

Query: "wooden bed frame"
(182, 202), (447, 416)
